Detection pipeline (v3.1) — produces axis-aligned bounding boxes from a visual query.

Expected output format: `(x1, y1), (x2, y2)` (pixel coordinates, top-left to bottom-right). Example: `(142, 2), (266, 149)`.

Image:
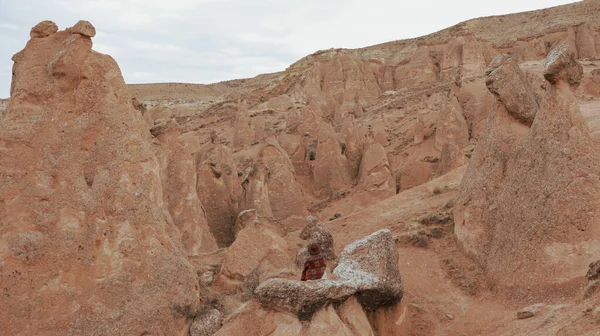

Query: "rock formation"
(153, 119), (218, 255)
(196, 145), (242, 246)
(232, 99), (254, 148)
(455, 46), (600, 294)
(357, 139), (396, 199)
(0, 21), (200, 335)
(297, 216), (337, 265)
(215, 230), (403, 335)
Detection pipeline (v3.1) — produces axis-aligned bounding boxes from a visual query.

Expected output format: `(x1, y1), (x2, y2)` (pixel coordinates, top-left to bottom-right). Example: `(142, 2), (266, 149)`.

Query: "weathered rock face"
(455, 49), (600, 293)
(297, 215), (337, 265)
(310, 123), (352, 197)
(258, 140), (309, 229)
(357, 140), (396, 199)
(485, 54), (540, 126)
(190, 308), (223, 336)
(232, 99), (255, 148)
(196, 145), (241, 246)
(434, 95), (470, 175)
(258, 229), (402, 319)
(0, 99), (8, 115)
(216, 219), (292, 290)
(153, 119), (218, 255)
(333, 229), (403, 311)
(0, 21), (199, 335)
(544, 44), (584, 85)
(213, 230), (403, 336)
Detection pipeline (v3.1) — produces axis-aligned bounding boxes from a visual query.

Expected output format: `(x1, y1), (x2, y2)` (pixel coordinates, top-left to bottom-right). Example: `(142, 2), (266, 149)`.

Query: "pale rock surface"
(337, 296), (375, 336)
(0, 21), (199, 335)
(434, 95), (470, 174)
(297, 215), (337, 265)
(577, 23), (598, 59)
(213, 301), (302, 336)
(544, 44), (584, 85)
(190, 308), (224, 336)
(340, 116), (366, 179)
(240, 160), (273, 219)
(310, 123), (352, 197)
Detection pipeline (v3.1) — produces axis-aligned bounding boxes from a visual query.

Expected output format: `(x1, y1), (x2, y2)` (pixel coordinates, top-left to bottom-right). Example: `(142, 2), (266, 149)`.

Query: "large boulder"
(0, 21), (199, 335)
(544, 44), (583, 85)
(217, 219), (292, 290)
(190, 308), (224, 336)
(257, 229), (402, 319)
(297, 215), (337, 265)
(485, 54), (539, 126)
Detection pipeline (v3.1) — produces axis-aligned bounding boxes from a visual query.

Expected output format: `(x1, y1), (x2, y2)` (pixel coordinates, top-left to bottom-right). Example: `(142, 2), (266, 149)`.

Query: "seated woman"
(301, 243), (327, 281)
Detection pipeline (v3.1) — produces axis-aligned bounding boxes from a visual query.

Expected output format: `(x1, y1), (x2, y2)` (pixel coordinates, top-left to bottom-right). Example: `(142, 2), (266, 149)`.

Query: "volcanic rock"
(0, 21), (199, 335)
(68, 20), (97, 37)
(485, 54), (539, 126)
(358, 140), (396, 199)
(196, 145), (242, 246)
(455, 50), (600, 292)
(258, 139), (309, 229)
(544, 44), (584, 85)
(258, 229), (402, 319)
(190, 308), (224, 336)
(30, 20), (58, 38)
(297, 215), (337, 265)
(153, 119), (218, 255)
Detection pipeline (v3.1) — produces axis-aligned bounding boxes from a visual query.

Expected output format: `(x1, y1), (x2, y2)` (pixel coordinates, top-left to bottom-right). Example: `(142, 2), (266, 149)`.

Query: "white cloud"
(0, 0), (577, 98)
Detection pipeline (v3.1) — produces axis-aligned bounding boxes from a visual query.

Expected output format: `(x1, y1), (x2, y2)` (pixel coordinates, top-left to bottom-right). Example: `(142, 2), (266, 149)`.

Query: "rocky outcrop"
(486, 54), (540, 126)
(544, 44), (584, 85)
(0, 21), (199, 335)
(434, 95), (470, 174)
(297, 215), (337, 265)
(232, 99), (255, 148)
(196, 145), (242, 246)
(153, 119), (218, 255)
(216, 218), (292, 290)
(340, 116), (366, 179)
(30, 20), (58, 38)
(190, 308), (224, 336)
(455, 48), (600, 293)
(258, 139), (309, 229)
(258, 229), (402, 319)
(310, 123), (352, 197)
(213, 230), (403, 336)
(357, 140), (396, 199)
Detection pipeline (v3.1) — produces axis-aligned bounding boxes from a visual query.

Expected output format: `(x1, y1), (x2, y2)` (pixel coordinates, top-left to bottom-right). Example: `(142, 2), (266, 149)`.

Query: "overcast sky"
(0, 0), (578, 98)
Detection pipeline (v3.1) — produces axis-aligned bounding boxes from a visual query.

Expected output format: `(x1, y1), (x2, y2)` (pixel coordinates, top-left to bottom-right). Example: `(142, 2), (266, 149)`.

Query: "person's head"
(308, 243), (321, 255)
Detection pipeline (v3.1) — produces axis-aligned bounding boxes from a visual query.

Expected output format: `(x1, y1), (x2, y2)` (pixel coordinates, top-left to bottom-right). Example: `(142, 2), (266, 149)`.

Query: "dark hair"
(308, 243), (321, 255)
